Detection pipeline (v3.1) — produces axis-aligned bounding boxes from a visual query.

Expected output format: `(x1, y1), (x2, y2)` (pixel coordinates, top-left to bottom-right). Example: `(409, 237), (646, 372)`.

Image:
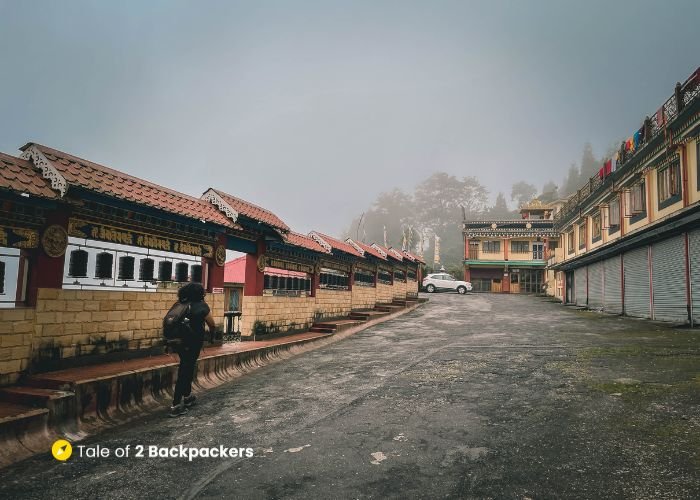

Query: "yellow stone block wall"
(351, 285), (376, 310)
(406, 280), (419, 296)
(0, 308), (35, 385)
(0, 288), (226, 383)
(393, 280), (407, 299)
(376, 283), (393, 303)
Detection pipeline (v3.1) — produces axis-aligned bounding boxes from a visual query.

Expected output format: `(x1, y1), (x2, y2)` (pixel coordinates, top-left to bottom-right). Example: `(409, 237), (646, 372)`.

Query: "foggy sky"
(1, 0), (698, 236)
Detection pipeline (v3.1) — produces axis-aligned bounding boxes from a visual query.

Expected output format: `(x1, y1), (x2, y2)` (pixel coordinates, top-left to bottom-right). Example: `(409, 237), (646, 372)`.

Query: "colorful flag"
(434, 235), (440, 265)
(383, 225), (387, 248)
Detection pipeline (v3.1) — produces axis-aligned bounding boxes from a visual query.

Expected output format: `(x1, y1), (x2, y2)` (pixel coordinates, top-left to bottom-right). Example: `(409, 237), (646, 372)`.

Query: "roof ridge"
(212, 188), (281, 216)
(27, 143), (208, 204)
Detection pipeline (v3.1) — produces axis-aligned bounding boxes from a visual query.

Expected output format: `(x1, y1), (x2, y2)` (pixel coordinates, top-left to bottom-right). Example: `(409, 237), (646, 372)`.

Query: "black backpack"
(163, 301), (193, 345)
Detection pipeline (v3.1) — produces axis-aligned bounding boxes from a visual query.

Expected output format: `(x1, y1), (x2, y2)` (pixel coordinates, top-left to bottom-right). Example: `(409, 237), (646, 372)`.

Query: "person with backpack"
(163, 282), (216, 417)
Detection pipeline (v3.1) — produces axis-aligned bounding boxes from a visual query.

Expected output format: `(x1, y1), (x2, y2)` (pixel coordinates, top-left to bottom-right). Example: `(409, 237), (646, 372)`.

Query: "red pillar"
(244, 239), (266, 296)
(204, 233), (226, 292)
(26, 211), (69, 306)
(464, 266), (471, 282)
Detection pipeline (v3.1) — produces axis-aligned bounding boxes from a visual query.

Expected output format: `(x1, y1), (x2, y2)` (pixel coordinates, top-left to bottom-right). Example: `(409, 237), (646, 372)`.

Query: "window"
(608, 198), (620, 233)
(118, 256), (135, 281)
(630, 181), (646, 215)
(407, 269), (417, 281)
(511, 241), (529, 253)
(175, 262), (189, 282)
(0, 261), (4, 295)
(377, 269), (393, 284)
(139, 258), (155, 281)
(658, 161), (681, 208)
(578, 222), (586, 249)
(548, 240), (558, 250)
(95, 252), (114, 279)
(158, 261), (173, 281)
(354, 270), (375, 287)
(68, 249), (89, 278)
(592, 212), (601, 242)
(190, 264), (203, 283)
(319, 268), (349, 290)
(482, 241), (501, 253)
(393, 269), (406, 282)
(629, 180), (647, 224)
(567, 231), (574, 254)
(264, 272), (311, 295)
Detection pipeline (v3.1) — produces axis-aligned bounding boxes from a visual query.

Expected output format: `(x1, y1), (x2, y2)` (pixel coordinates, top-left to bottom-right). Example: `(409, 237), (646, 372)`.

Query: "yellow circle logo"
(52, 439), (72, 461)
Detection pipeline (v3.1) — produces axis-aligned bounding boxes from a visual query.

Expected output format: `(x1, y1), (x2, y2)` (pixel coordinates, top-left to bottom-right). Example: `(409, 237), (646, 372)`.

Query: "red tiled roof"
(0, 152), (57, 199)
(210, 189), (289, 232)
(311, 231), (363, 257)
(372, 243), (403, 262)
(348, 240), (387, 260)
(21, 143), (234, 228)
(285, 231), (329, 253)
(403, 250), (425, 264)
(387, 247), (404, 262)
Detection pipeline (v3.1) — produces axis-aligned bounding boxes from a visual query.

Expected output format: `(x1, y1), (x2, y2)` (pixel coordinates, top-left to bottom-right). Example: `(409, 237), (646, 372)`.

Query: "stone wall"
(393, 280), (407, 299)
(351, 285), (376, 310)
(0, 288), (225, 384)
(406, 280), (419, 296)
(240, 295), (317, 337)
(376, 283), (394, 304)
(0, 308), (34, 386)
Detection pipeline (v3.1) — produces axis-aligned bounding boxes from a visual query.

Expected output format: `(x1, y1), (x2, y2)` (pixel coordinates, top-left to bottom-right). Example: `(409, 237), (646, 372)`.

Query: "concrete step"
(0, 402), (48, 426)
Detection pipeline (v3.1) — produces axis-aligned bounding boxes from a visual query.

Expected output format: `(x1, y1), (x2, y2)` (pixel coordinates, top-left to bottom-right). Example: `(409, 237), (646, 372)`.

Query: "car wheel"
(457, 286), (467, 295)
(426, 284), (436, 293)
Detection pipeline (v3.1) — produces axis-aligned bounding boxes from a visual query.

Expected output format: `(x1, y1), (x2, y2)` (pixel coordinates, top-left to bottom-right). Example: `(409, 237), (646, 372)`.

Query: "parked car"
(422, 273), (472, 294)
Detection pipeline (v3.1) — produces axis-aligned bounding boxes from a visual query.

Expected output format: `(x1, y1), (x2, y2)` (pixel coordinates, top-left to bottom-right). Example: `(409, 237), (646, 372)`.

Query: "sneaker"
(184, 395), (197, 408)
(169, 401), (187, 417)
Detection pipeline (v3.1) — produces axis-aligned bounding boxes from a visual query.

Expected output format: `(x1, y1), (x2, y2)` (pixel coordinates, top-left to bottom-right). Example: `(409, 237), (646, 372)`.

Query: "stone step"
(0, 386), (74, 408)
(309, 327), (336, 334)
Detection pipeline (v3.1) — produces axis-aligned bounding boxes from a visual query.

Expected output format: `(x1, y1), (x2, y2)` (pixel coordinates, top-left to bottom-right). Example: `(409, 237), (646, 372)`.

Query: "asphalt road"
(2, 293), (699, 499)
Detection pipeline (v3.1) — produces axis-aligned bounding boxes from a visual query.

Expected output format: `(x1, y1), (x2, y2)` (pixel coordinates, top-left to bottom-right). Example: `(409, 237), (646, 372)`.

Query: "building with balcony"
(462, 200), (560, 293)
(548, 67), (700, 324)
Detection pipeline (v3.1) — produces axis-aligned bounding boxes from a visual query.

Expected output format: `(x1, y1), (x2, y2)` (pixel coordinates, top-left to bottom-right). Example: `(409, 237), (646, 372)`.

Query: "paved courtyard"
(1, 293), (699, 499)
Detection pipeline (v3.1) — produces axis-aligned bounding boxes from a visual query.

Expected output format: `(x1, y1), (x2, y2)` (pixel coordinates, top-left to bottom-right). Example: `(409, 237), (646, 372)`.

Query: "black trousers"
(173, 339), (203, 405)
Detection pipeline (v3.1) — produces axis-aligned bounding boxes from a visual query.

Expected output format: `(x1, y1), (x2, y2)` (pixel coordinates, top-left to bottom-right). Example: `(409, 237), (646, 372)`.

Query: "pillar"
(26, 211), (69, 306)
(205, 233), (226, 292)
(464, 265), (471, 282)
(244, 239), (266, 296)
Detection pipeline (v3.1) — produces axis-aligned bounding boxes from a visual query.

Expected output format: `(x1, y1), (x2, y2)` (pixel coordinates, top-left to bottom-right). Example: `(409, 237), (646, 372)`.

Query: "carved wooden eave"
(21, 144), (68, 197)
(345, 238), (365, 257)
(201, 188), (239, 223)
(370, 243), (388, 259)
(308, 232), (333, 253)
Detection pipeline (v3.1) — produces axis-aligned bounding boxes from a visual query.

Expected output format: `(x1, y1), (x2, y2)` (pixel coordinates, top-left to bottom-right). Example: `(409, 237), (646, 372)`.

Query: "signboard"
(68, 219), (214, 258)
(0, 226), (39, 249)
(263, 255), (315, 275)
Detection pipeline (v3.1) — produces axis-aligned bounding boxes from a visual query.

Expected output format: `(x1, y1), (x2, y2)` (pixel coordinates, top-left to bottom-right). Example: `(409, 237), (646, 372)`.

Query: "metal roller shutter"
(588, 261), (604, 309)
(623, 246), (650, 318)
(575, 266), (587, 306)
(652, 235), (688, 323)
(690, 230), (700, 324)
(603, 255), (622, 314)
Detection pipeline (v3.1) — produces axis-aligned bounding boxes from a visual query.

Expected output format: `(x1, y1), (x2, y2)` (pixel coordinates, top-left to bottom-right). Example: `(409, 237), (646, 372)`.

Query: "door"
(566, 271), (574, 304)
(574, 266), (587, 306)
(588, 261), (604, 309)
(652, 235), (687, 323)
(532, 243), (544, 260)
(623, 246), (650, 318)
(603, 255), (622, 314)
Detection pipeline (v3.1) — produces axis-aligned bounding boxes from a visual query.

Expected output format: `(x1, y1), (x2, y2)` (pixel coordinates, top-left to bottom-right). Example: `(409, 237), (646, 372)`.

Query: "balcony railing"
(468, 248), (479, 260)
(554, 67), (700, 229)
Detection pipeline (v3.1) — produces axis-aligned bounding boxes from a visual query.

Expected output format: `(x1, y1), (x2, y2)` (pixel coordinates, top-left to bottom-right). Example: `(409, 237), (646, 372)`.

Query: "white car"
(422, 273), (472, 294)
